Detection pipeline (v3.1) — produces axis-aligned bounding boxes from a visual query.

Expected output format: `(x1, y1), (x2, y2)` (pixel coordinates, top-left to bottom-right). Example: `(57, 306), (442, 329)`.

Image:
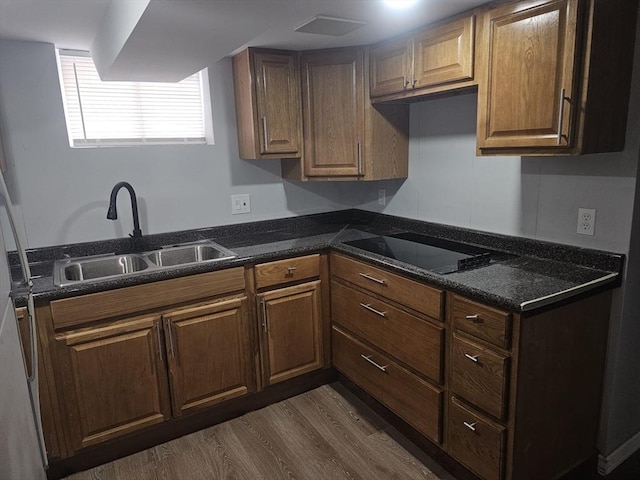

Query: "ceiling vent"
(294, 15), (366, 36)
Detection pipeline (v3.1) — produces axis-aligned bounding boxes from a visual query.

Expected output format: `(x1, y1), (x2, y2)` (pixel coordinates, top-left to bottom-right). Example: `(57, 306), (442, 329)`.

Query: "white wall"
(0, 40), (349, 249)
(352, 91), (637, 253)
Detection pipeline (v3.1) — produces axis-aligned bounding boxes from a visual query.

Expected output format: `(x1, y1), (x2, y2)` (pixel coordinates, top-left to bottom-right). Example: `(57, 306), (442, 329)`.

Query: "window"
(57, 50), (210, 147)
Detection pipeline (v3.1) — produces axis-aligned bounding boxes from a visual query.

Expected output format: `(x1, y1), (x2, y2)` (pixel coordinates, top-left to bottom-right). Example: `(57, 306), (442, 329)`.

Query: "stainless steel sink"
(146, 243), (236, 267)
(53, 241), (236, 287)
(62, 255), (149, 283)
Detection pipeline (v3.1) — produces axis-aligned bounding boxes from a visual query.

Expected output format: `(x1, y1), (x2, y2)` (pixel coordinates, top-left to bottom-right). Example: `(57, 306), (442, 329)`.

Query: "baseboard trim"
(598, 430), (640, 475)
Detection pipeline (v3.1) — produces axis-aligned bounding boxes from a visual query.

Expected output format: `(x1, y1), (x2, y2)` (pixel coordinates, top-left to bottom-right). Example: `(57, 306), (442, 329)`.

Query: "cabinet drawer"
(448, 396), (505, 480)
(331, 254), (443, 320)
(332, 326), (442, 444)
(255, 254), (320, 289)
(450, 333), (509, 420)
(51, 268), (246, 329)
(332, 281), (443, 383)
(451, 294), (512, 349)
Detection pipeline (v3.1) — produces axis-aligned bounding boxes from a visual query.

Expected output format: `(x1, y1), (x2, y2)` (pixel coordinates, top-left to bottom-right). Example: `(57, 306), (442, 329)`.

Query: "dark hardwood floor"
(65, 383), (455, 480)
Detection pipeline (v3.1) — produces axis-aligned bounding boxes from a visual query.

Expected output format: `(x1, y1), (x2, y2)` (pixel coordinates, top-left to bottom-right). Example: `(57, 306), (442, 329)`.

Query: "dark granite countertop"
(10, 209), (623, 315)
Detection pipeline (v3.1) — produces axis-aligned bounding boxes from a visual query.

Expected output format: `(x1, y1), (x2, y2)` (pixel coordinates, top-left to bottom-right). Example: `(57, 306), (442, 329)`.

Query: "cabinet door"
(413, 15), (474, 90)
(254, 52), (301, 156)
(15, 307), (32, 378)
(370, 35), (412, 97)
(258, 280), (323, 386)
(301, 48), (364, 177)
(477, 0), (579, 149)
(55, 316), (170, 452)
(163, 297), (252, 416)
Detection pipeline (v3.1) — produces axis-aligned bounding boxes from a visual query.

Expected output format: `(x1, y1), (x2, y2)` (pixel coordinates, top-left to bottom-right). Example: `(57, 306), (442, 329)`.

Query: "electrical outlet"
(577, 208), (596, 236)
(378, 189), (386, 206)
(231, 194), (251, 215)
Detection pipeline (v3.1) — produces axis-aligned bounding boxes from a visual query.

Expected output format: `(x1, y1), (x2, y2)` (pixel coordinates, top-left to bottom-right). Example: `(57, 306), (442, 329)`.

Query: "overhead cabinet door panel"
(413, 15), (475, 89)
(370, 36), (412, 97)
(478, 0), (579, 149)
(302, 48), (364, 177)
(255, 52), (301, 155)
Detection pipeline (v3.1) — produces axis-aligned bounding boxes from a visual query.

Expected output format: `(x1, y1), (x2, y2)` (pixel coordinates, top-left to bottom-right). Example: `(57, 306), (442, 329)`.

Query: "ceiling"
(0, 0), (490, 81)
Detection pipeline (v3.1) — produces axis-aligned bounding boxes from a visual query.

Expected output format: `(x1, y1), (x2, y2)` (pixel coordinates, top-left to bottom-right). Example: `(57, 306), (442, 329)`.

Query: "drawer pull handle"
(465, 314), (479, 321)
(359, 273), (386, 285)
(463, 421), (477, 431)
(286, 266), (297, 274)
(360, 354), (388, 372)
(464, 353), (479, 363)
(360, 303), (386, 317)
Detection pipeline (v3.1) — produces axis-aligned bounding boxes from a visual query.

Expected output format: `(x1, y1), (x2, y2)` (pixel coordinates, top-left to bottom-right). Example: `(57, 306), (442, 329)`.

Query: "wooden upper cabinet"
(301, 48), (365, 177)
(370, 36), (413, 97)
(286, 46), (409, 181)
(412, 15), (474, 91)
(163, 297), (253, 416)
(258, 280), (323, 386)
(477, 0), (638, 155)
(55, 316), (171, 453)
(477, 0), (579, 150)
(370, 13), (475, 100)
(232, 48), (302, 159)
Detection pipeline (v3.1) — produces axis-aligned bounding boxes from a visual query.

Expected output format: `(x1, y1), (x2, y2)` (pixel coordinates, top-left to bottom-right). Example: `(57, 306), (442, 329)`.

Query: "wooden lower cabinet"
(333, 326), (442, 444)
(331, 280), (443, 384)
(448, 396), (506, 480)
(258, 280), (323, 386)
(54, 316), (171, 451)
(450, 333), (510, 421)
(46, 269), (249, 456)
(332, 253), (613, 480)
(163, 297), (253, 416)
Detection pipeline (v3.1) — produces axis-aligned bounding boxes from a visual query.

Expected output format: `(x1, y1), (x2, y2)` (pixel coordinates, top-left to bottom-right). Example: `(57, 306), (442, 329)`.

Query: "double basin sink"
(53, 242), (237, 287)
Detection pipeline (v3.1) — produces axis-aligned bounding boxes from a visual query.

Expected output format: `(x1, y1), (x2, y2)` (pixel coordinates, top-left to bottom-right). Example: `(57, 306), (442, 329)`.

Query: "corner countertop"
(11, 210), (623, 315)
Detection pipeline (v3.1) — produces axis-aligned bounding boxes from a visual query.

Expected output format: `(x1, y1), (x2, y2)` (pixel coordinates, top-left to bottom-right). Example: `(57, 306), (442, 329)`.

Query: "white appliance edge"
(0, 169), (47, 479)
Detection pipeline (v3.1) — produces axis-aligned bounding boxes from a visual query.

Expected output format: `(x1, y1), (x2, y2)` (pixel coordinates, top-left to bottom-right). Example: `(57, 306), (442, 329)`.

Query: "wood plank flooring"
(65, 383), (455, 480)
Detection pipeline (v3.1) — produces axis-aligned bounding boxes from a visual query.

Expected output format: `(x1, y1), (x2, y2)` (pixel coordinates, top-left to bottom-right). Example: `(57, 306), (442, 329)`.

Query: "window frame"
(56, 49), (213, 148)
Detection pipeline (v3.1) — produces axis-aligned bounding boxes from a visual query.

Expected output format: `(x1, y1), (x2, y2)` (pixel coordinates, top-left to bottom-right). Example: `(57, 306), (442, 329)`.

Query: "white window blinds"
(58, 51), (207, 147)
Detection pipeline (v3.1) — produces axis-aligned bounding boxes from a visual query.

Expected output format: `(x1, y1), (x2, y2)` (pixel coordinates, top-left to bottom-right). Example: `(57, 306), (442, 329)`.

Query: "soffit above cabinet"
(0, 0), (491, 82)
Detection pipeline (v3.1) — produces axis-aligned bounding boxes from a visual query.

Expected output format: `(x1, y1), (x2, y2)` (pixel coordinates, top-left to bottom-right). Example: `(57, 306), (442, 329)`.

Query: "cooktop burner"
(344, 232), (513, 274)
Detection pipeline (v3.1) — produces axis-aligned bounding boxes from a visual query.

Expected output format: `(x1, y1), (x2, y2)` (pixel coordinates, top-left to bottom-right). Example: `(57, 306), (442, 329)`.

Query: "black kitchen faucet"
(107, 181), (144, 252)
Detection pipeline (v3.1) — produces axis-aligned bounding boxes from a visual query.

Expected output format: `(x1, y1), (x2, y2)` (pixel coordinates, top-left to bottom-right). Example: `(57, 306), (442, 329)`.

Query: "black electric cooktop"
(344, 232), (514, 274)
